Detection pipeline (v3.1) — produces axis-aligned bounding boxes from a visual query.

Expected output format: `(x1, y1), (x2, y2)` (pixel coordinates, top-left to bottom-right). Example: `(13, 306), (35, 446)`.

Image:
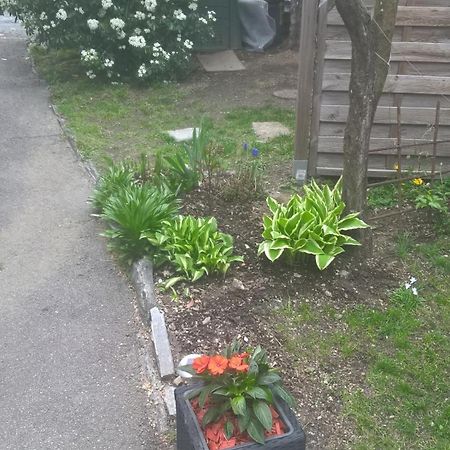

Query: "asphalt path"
(0, 15), (156, 449)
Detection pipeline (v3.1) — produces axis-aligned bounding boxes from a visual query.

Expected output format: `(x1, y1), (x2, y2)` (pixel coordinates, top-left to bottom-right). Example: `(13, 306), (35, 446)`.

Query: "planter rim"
(182, 385), (296, 449)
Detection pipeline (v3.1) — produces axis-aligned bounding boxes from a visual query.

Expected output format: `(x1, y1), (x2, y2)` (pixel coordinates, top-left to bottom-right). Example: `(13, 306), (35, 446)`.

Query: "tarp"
(238, 0), (276, 52)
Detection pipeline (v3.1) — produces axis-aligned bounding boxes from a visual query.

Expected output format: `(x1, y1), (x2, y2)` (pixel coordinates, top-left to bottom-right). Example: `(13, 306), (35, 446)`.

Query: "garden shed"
(296, 0), (450, 178)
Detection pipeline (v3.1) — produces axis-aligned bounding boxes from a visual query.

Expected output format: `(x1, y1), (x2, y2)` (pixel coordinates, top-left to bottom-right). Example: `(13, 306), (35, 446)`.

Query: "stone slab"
(197, 50), (245, 72)
(131, 258), (156, 323)
(167, 127), (200, 142)
(163, 386), (177, 418)
(252, 121), (291, 142)
(273, 89), (297, 100)
(150, 307), (175, 379)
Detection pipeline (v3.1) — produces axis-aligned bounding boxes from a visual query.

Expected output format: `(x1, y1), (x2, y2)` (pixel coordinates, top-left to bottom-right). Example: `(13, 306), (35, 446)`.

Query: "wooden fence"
(295, 0), (450, 178)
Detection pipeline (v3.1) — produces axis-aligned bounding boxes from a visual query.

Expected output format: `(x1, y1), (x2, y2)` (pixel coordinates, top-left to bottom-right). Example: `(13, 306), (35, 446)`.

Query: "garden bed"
(30, 39), (449, 450)
(156, 185), (449, 449)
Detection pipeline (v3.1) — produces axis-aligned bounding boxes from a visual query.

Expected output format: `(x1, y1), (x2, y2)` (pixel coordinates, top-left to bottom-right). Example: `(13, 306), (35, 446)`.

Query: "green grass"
(31, 46), (295, 170)
(276, 234), (450, 449)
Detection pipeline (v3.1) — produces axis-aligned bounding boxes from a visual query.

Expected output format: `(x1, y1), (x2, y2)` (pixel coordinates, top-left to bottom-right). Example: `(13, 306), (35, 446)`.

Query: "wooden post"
(431, 100), (441, 182)
(293, 0), (326, 183)
(396, 105), (403, 204)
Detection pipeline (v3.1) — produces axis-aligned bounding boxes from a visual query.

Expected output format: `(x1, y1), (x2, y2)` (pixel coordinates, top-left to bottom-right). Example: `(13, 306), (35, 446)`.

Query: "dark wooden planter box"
(175, 385), (306, 450)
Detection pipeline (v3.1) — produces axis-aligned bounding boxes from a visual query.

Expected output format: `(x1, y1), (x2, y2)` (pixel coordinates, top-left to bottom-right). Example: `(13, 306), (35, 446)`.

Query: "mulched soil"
(155, 180), (437, 449)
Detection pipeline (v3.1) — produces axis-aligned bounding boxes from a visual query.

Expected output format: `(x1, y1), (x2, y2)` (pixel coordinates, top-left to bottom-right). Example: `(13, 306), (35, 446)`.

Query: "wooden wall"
(315, 0), (450, 177)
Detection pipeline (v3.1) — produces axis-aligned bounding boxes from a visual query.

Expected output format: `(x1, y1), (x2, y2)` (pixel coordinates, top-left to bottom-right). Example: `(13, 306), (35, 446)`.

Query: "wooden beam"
(325, 41), (450, 63)
(328, 6), (450, 27)
(322, 73), (450, 95)
(294, 0), (327, 181)
(320, 105), (450, 125)
(317, 136), (450, 155)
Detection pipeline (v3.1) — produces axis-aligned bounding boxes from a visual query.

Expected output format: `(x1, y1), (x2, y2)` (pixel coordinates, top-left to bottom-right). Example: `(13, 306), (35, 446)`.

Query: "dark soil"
(180, 48), (298, 116)
(155, 182), (435, 449)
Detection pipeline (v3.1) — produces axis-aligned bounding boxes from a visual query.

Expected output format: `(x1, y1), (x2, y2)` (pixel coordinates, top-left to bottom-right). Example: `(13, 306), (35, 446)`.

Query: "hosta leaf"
(271, 231), (289, 240)
(339, 214), (369, 230)
(270, 239), (291, 250)
(338, 235), (361, 246)
(163, 276), (185, 289)
(257, 242), (266, 256)
(301, 238), (324, 255)
(263, 245), (284, 262)
(285, 212), (302, 235)
(294, 238), (307, 250)
(253, 401), (273, 431)
(322, 224), (338, 236)
(266, 197), (279, 214)
(316, 253), (335, 270)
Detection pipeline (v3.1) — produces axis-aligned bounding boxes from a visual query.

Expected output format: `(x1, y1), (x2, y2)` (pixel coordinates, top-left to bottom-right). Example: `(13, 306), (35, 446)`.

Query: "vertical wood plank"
(431, 100), (441, 181)
(307, 2), (328, 178)
(294, 0), (321, 179)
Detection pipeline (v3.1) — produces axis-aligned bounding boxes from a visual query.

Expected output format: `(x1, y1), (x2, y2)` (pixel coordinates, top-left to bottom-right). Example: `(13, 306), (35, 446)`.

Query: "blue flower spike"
(252, 147), (260, 157)
(243, 142), (249, 151)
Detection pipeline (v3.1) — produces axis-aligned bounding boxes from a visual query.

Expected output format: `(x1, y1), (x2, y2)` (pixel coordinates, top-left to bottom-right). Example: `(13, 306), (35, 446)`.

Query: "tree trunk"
(335, 0), (398, 215)
(335, 0), (398, 253)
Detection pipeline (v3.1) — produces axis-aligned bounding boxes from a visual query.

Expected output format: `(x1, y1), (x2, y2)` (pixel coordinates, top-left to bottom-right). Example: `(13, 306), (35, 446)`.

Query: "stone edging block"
(131, 259), (157, 323)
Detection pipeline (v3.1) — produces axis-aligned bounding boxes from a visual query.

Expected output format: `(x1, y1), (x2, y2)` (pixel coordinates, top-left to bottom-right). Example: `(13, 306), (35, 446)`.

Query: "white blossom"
(134, 11), (146, 20)
(173, 9), (186, 20)
(56, 9), (67, 21)
(144, 0), (157, 12)
(188, 2), (198, 11)
(129, 35), (146, 48)
(102, 0), (114, 9)
(87, 19), (99, 31)
(110, 18), (125, 31)
(137, 64), (147, 77)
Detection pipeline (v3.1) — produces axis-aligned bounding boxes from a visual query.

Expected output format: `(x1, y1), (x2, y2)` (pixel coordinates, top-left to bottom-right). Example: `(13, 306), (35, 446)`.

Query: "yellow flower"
(412, 178), (424, 186)
(393, 163), (399, 172)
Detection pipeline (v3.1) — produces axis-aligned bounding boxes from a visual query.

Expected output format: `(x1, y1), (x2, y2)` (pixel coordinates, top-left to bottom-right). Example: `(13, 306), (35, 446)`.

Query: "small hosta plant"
(258, 178), (369, 270)
(101, 183), (179, 263)
(145, 215), (243, 286)
(181, 342), (294, 447)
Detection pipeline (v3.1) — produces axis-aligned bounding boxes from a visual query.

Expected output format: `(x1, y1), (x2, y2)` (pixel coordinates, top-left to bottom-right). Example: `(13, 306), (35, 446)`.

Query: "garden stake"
(431, 100), (441, 183)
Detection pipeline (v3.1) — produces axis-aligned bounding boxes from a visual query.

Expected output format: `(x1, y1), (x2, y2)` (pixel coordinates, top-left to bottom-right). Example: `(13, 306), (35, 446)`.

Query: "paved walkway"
(0, 16), (158, 449)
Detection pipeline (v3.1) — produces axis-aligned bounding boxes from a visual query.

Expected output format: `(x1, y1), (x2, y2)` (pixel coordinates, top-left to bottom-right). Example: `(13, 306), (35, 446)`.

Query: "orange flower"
(228, 355), (249, 373)
(193, 355), (210, 374)
(208, 355), (229, 375)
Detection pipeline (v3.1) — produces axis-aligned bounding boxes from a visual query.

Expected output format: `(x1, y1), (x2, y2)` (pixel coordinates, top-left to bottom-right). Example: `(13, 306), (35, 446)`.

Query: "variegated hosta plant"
(145, 215), (243, 287)
(258, 178), (369, 270)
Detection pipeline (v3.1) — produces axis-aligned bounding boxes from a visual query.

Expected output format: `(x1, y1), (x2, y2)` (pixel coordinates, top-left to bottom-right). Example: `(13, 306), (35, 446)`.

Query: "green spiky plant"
(101, 183), (179, 264)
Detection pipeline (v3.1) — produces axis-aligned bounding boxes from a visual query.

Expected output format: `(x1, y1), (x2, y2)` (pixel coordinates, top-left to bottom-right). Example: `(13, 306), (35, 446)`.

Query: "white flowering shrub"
(2, 0), (215, 82)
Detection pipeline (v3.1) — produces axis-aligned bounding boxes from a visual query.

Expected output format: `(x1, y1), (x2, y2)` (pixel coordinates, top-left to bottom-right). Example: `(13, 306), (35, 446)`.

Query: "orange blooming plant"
(182, 342), (294, 446)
